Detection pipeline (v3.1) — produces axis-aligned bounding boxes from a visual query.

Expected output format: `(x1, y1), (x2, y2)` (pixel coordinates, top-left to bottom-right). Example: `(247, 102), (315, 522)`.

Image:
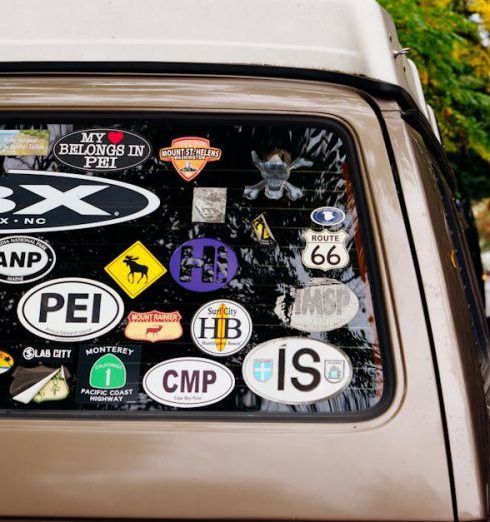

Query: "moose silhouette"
(123, 255), (149, 284)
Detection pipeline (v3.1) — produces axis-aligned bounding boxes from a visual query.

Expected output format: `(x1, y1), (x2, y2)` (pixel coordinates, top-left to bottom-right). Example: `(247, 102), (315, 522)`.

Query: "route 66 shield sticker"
(301, 229), (349, 271)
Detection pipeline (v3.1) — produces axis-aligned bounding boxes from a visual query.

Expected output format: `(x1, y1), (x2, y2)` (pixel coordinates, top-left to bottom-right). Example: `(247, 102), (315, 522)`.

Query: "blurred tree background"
(378, 0), (490, 249)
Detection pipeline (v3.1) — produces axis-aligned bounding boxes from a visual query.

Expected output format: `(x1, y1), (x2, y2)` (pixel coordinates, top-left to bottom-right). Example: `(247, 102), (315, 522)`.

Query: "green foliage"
(378, 0), (490, 200)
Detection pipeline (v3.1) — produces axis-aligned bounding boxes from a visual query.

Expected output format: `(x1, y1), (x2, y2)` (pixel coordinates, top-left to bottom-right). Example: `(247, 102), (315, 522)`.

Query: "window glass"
(0, 116), (389, 417)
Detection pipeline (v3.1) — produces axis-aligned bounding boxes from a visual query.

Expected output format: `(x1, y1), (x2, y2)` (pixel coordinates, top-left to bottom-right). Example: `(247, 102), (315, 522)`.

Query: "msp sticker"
(21, 346), (73, 364)
(311, 207), (345, 227)
(159, 137), (222, 181)
(192, 187), (227, 223)
(244, 149), (312, 201)
(242, 337), (352, 405)
(17, 277), (124, 342)
(76, 345), (141, 404)
(0, 236), (56, 284)
(124, 310), (183, 343)
(274, 279), (359, 332)
(0, 351), (14, 374)
(0, 170), (160, 234)
(251, 213), (276, 244)
(10, 366), (70, 404)
(169, 238), (238, 292)
(0, 130), (49, 156)
(191, 300), (252, 357)
(301, 229), (349, 271)
(105, 241), (167, 299)
(54, 129), (151, 171)
(143, 357), (235, 408)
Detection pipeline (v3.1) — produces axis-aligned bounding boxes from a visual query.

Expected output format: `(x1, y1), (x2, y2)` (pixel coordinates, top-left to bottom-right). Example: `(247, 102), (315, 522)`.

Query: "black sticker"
(54, 129), (152, 171)
(17, 345), (74, 366)
(76, 345), (141, 404)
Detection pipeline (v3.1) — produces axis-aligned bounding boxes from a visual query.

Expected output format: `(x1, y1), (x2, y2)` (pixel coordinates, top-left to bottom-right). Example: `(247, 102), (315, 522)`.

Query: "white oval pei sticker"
(242, 337), (352, 405)
(17, 277), (124, 342)
(143, 357), (235, 408)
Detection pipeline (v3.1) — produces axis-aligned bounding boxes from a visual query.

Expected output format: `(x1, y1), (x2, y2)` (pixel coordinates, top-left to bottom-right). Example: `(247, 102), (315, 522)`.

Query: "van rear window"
(0, 116), (390, 418)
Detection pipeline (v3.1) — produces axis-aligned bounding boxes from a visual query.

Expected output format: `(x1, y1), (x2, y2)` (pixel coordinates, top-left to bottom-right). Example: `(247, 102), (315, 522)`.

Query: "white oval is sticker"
(143, 357), (235, 408)
(242, 337), (352, 405)
(274, 279), (359, 332)
(0, 236), (56, 284)
(17, 278), (124, 342)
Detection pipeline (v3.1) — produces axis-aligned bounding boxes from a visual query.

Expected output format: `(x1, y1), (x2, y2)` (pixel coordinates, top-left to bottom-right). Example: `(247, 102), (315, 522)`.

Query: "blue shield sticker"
(253, 359), (273, 382)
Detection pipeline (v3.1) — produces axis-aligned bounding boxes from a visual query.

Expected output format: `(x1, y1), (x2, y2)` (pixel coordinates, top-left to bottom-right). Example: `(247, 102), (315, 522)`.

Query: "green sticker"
(89, 354), (126, 389)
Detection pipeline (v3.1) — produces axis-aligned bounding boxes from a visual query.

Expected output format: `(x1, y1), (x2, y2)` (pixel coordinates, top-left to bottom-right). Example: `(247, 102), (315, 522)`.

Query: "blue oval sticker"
(310, 206), (345, 227)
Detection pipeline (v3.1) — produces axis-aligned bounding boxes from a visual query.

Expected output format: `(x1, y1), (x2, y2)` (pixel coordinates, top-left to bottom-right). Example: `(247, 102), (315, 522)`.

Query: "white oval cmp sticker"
(242, 337), (352, 405)
(17, 278), (124, 342)
(0, 236), (56, 284)
(143, 357), (235, 408)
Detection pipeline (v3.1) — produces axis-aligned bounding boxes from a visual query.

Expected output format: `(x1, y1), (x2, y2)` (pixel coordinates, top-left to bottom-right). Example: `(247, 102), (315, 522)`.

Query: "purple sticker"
(169, 238), (238, 292)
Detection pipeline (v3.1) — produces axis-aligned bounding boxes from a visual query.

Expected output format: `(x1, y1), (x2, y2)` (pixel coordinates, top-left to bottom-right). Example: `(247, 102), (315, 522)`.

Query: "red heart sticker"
(107, 131), (124, 144)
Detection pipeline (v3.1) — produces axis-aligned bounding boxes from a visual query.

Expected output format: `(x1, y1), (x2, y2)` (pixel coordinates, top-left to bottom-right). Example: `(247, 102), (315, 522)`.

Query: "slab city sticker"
(0, 130), (49, 156)
(20, 345), (73, 365)
(105, 241), (167, 299)
(0, 236), (56, 284)
(191, 300), (252, 357)
(169, 238), (238, 292)
(274, 278), (359, 332)
(76, 345), (141, 404)
(159, 137), (222, 181)
(301, 228), (349, 271)
(310, 206), (346, 227)
(242, 337), (352, 405)
(0, 170), (160, 234)
(54, 129), (151, 171)
(143, 357), (235, 408)
(251, 213), (276, 245)
(17, 278), (124, 342)
(124, 310), (183, 343)
(10, 366), (70, 404)
(192, 187), (227, 223)
(0, 351), (14, 374)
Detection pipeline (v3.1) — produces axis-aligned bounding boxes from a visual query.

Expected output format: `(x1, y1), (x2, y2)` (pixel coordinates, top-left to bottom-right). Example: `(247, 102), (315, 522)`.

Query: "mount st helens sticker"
(143, 357), (235, 408)
(310, 207), (345, 227)
(242, 337), (352, 405)
(76, 345), (141, 404)
(10, 365), (70, 404)
(192, 187), (227, 223)
(159, 137), (222, 181)
(169, 238), (238, 292)
(0, 351), (14, 374)
(274, 279), (359, 332)
(17, 277), (124, 342)
(54, 129), (151, 171)
(0, 236), (56, 284)
(104, 241), (167, 299)
(191, 300), (252, 357)
(301, 229), (350, 271)
(0, 170), (160, 234)
(124, 310), (183, 343)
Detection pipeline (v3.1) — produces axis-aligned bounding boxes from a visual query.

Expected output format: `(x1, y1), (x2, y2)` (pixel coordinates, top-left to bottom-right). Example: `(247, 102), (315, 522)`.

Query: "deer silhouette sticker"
(146, 325), (163, 337)
(123, 255), (149, 284)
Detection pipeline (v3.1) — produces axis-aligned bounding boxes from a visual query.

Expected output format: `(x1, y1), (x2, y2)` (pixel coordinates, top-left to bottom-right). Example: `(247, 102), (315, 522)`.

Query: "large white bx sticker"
(242, 337), (352, 405)
(143, 357), (235, 408)
(17, 277), (124, 342)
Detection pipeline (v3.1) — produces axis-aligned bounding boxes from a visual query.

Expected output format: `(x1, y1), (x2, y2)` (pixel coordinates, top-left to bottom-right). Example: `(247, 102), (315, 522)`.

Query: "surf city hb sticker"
(0, 236), (56, 285)
(301, 229), (350, 271)
(76, 345), (141, 405)
(191, 300), (252, 357)
(192, 187), (227, 223)
(159, 137), (222, 181)
(169, 238), (238, 292)
(54, 129), (151, 171)
(0, 351), (14, 374)
(143, 357), (235, 408)
(310, 207), (346, 227)
(274, 279), (359, 332)
(10, 365), (70, 404)
(104, 241), (167, 299)
(0, 130), (49, 156)
(124, 310), (183, 343)
(242, 337), (353, 405)
(251, 213), (276, 245)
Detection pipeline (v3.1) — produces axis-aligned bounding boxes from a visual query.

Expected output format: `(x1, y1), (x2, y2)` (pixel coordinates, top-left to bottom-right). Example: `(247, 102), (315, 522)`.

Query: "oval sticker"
(191, 300), (252, 357)
(54, 129), (152, 172)
(17, 278), (124, 342)
(143, 357), (235, 408)
(274, 279), (359, 332)
(0, 236), (56, 284)
(242, 337), (352, 405)
(310, 206), (345, 227)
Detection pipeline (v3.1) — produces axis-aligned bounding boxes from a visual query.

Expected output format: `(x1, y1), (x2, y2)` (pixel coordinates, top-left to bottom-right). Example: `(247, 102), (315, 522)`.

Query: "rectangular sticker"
(0, 130), (50, 156)
(192, 187), (227, 223)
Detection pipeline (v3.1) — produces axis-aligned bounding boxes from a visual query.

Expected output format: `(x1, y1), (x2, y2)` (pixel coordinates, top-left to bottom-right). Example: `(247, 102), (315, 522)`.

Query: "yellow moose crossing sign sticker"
(105, 241), (167, 299)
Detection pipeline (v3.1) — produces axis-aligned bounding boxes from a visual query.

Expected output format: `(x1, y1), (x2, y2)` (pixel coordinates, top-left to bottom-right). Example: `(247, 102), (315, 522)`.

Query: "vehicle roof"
(2, 0), (428, 114)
